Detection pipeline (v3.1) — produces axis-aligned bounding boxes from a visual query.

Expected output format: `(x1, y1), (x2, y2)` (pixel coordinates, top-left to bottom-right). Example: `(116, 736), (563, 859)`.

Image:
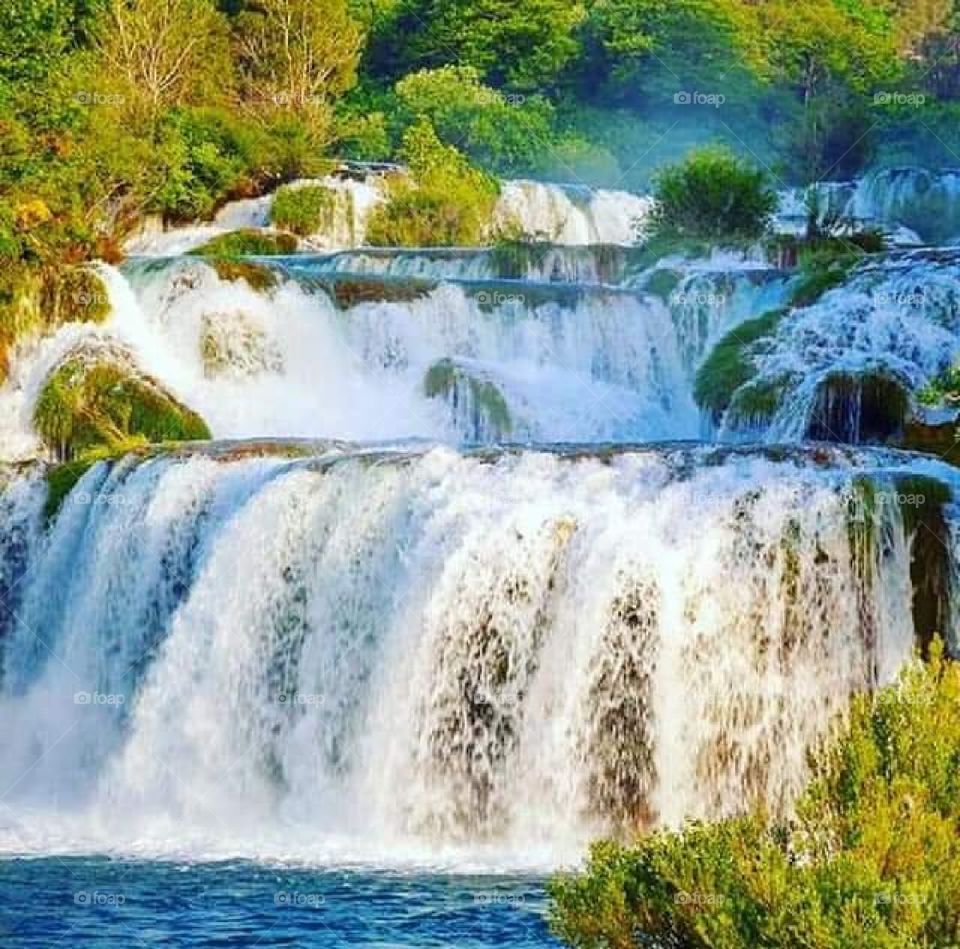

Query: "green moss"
(208, 258), (278, 291)
(41, 267), (112, 324)
(918, 365), (960, 408)
(319, 276), (435, 308)
(788, 237), (880, 308)
(270, 183), (340, 237)
(892, 474), (952, 656)
(34, 352), (211, 461)
(643, 268), (683, 302)
(694, 309), (787, 419)
(189, 229), (298, 257)
(423, 358), (512, 438)
(725, 373), (794, 427)
(42, 439), (148, 521)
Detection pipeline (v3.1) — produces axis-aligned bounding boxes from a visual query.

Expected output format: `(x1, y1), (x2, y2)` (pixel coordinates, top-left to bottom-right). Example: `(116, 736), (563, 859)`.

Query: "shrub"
(365, 119), (499, 246)
(34, 349), (211, 461)
(189, 229), (298, 256)
(270, 183), (337, 236)
(550, 640), (960, 949)
(650, 147), (777, 241)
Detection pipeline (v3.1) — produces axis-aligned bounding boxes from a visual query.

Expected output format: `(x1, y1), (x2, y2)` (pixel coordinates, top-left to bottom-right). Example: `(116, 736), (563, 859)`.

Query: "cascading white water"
(124, 176), (652, 255)
(0, 444), (943, 866)
(776, 168), (960, 244)
(715, 249), (960, 441)
(0, 257), (705, 457)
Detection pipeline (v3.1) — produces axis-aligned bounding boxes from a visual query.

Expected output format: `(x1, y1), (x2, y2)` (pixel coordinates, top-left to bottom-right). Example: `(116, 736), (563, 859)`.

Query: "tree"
(233, 0), (363, 141)
(365, 0), (586, 91)
(97, 0), (232, 120)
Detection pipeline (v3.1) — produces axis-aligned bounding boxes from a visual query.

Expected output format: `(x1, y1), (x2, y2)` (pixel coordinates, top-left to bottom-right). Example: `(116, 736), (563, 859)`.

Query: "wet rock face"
(805, 370), (910, 444)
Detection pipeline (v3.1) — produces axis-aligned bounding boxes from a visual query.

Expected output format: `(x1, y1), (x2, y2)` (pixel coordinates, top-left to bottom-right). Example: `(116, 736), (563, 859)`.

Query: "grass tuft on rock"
(207, 258), (278, 291)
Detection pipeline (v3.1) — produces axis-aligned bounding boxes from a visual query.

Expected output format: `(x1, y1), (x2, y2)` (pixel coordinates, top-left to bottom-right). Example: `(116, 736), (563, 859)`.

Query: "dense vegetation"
(4, 0), (960, 282)
(550, 640), (960, 949)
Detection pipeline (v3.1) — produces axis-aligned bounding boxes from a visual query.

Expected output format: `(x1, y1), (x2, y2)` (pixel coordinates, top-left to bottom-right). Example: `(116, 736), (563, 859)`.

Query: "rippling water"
(0, 858), (557, 947)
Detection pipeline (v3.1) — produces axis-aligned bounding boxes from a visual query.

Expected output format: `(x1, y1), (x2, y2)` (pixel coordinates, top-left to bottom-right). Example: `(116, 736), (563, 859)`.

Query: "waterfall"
(0, 443), (945, 865)
(715, 249), (960, 442)
(124, 177), (652, 256)
(776, 168), (960, 244)
(0, 257), (706, 456)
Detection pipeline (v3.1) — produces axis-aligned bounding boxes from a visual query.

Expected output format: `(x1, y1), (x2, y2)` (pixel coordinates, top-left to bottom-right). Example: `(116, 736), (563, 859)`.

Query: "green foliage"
(365, 0), (586, 90)
(651, 148), (778, 241)
(694, 309), (786, 419)
(34, 351), (211, 461)
(550, 640), (960, 949)
(394, 66), (558, 174)
(365, 119), (499, 246)
(918, 365), (960, 408)
(42, 439), (148, 521)
(189, 229), (298, 256)
(270, 183), (337, 236)
(788, 234), (883, 308)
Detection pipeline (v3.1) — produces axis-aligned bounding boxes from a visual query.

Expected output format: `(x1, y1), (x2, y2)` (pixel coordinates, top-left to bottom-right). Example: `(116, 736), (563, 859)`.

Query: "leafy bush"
(650, 147), (777, 241)
(189, 229), (298, 256)
(270, 183), (337, 236)
(550, 640), (960, 949)
(365, 119), (499, 246)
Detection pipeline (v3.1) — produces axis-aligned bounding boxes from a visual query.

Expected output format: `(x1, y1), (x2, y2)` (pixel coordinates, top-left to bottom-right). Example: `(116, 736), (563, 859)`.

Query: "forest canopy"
(1, 0), (959, 274)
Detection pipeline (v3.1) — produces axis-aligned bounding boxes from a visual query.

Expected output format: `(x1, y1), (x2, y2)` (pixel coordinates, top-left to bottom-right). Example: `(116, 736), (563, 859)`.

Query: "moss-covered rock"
(34, 346), (211, 461)
(424, 358), (512, 441)
(643, 268), (683, 303)
(207, 258), (278, 292)
(319, 276), (435, 309)
(805, 369), (910, 444)
(694, 309), (786, 420)
(892, 474), (953, 656)
(190, 229), (298, 257)
(40, 266), (112, 324)
(1, 266), (111, 385)
(270, 183), (341, 237)
(725, 373), (796, 429)
(900, 413), (960, 462)
(42, 440), (150, 521)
